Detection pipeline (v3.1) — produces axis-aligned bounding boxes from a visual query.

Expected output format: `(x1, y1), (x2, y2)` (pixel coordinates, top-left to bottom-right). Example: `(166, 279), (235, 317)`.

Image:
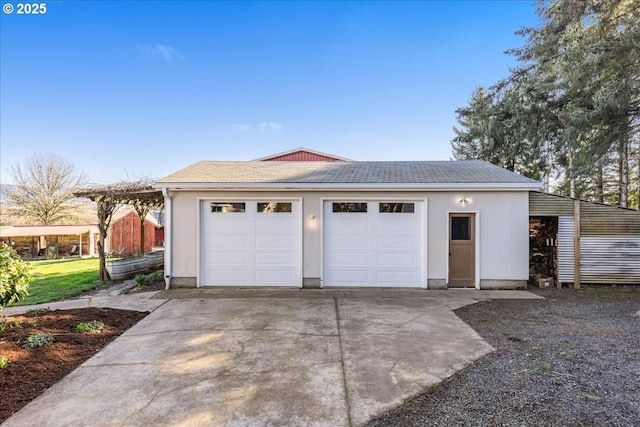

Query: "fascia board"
(154, 182), (543, 191)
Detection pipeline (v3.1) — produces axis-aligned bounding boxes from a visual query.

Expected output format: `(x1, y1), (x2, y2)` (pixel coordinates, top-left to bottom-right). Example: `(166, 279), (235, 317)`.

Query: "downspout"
(162, 187), (172, 290)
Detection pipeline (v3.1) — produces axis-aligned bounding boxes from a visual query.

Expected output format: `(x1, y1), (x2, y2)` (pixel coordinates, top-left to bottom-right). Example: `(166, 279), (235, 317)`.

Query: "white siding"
(166, 190), (530, 288)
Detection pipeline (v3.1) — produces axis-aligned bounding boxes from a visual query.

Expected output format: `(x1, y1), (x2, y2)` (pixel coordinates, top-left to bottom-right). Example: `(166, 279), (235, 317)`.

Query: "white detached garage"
(156, 160), (541, 290)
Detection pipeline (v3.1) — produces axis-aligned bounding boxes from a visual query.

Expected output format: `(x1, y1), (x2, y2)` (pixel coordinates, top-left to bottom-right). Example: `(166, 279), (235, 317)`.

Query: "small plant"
(0, 357), (9, 369)
(25, 308), (50, 316)
(149, 270), (164, 282)
(134, 274), (147, 287)
(97, 307), (109, 313)
(0, 322), (6, 331)
(45, 247), (58, 260)
(24, 333), (54, 348)
(583, 394), (600, 402)
(28, 320), (38, 327)
(13, 320), (23, 328)
(76, 320), (105, 333)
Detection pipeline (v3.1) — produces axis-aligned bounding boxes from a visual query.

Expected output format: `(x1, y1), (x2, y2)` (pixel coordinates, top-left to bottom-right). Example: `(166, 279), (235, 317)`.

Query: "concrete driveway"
(2, 290), (541, 427)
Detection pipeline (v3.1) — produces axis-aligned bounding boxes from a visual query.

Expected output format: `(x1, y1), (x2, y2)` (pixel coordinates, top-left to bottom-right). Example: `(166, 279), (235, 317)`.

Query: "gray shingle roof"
(157, 160), (540, 186)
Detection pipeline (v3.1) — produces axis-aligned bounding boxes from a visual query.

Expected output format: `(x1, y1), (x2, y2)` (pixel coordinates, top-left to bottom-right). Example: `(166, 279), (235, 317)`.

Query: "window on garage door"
(210, 202), (245, 213)
(332, 202), (368, 213)
(379, 202), (415, 213)
(257, 202), (292, 213)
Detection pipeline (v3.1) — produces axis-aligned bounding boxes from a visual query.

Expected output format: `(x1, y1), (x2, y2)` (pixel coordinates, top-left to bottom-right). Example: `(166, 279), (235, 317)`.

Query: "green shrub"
(0, 357), (9, 369)
(25, 308), (50, 316)
(149, 270), (164, 282)
(76, 320), (105, 333)
(134, 274), (147, 287)
(0, 242), (32, 309)
(0, 321), (6, 331)
(24, 333), (54, 348)
(46, 247), (58, 259)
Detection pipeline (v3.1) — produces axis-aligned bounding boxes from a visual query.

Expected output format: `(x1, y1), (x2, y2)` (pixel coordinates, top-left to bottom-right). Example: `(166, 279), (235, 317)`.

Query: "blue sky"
(0, 1), (539, 184)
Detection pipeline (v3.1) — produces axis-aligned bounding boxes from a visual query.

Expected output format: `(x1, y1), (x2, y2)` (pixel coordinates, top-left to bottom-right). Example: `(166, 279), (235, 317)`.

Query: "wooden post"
(573, 199), (581, 289)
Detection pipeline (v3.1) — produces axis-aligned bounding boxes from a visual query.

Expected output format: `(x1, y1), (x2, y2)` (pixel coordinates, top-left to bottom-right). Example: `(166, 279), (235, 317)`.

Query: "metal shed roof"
(0, 225), (99, 238)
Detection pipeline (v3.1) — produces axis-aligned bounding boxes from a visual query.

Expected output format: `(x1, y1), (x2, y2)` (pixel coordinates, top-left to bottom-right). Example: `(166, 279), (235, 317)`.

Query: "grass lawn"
(12, 258), (105, 306)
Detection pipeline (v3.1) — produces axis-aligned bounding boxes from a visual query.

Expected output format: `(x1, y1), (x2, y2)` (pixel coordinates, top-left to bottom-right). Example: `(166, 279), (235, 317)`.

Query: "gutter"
(154, 182), (543, 192)
(162, 187), (172, 290)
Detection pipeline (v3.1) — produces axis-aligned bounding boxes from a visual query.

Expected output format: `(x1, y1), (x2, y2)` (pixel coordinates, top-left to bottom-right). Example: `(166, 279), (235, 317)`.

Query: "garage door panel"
(255, 218), (295, 233)
(329, 252), (368, 265)
(201, 201), (300, 286)
(330, 270), (369, 283)
(255, 235), (294, 249)
(255, 270), (294, 283)
(377, 271), (417, 285)
(377, 219), (416, 233)
(209, 235), (247, 249)
(324, 201), (423, 287)
(377, 252), (416, 266)
(331, 218), (369, 233)
(255, 252), (296, 265)
(330, 236), (369, 250)
(377, 235), (418, 250)
(208, 270), (249, 284)
(209, 219), (248, 233)
(209, 252), (247, 266)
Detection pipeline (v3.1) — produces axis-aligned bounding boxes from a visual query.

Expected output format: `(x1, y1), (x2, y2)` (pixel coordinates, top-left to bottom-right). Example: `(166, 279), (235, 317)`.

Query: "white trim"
(321, 197), (427, 288)
(162, 188), (172, 289)
(156, 182), (542, 192)
(197, 197), (303, 288)
(446, 210), (480, 289)
(422, 197), (429, 289)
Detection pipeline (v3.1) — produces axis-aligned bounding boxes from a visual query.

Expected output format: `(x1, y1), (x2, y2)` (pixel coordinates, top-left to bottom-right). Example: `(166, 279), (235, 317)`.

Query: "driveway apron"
(2, 295), (496, 427)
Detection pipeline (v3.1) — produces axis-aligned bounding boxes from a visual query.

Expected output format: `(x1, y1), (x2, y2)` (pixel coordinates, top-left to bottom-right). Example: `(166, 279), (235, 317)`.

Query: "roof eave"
(154, 182), (543, 191)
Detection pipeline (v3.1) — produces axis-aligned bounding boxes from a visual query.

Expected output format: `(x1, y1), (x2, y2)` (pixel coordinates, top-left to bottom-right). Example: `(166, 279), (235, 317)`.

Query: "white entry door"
(200, 201), (301, 286)
(323, 201), (423, 287)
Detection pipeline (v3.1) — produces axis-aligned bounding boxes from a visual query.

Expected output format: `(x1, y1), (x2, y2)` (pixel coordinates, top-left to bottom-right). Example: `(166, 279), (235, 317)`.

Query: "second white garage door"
(200, 201), (301, 286)
(323, 201), (424, 287)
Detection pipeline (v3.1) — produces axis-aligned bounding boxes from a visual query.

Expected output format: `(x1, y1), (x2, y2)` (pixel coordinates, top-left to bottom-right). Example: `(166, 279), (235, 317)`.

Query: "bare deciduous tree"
(7, 153), (88, 224)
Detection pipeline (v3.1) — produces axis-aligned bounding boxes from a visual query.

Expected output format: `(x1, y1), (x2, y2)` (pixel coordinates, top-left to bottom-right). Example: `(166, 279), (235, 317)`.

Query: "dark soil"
(368, 286), (640, 427)
(0, 308), (147, 423)
(123, 279), (166, 294)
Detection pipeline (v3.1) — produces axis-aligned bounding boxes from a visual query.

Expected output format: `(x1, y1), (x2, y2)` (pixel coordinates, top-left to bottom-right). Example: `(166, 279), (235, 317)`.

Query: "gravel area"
(367, 287), (640, 427)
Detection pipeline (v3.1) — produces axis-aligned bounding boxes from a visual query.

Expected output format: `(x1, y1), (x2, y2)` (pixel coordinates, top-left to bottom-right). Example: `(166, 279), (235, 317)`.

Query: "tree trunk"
(619, 139), (629, 208)
(637, 141), (640, 209)
(596, 163), (604, 204)
(569, 150), (576, 198)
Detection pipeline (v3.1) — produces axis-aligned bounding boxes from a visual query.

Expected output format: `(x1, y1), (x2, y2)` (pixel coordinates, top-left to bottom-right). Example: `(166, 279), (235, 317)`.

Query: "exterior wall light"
(309, 214), (316, 219)
(458, 196), (470, 205)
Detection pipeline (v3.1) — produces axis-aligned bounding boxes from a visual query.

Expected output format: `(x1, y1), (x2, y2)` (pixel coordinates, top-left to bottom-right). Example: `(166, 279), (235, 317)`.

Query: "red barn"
(107, 209), (164, 257)
(256, 147), (349, 162)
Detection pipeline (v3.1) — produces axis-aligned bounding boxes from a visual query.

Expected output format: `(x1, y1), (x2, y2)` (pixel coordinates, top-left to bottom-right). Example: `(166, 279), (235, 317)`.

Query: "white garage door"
(323, 201), (423, 287)
(200, 201), (301, 286)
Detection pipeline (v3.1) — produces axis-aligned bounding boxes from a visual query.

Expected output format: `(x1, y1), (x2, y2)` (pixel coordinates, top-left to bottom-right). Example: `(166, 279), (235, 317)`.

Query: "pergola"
(74, 182), (164, 280)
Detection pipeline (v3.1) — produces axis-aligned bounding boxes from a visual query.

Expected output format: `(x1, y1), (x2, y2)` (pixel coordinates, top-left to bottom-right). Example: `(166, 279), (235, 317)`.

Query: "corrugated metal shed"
(557, 216), (575, 284)
(531, 192), (640, 285)
(530, 192), (574, 216)
(530, 192), (640, 237)
(580, 202), (640, 237)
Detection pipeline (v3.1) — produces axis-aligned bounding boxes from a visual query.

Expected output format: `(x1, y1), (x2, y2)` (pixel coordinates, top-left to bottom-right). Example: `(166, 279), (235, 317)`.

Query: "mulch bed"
(0, 307), (148, 423)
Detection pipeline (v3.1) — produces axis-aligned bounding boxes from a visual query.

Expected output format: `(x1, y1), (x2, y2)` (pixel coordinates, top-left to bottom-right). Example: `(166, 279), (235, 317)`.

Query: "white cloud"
(232, 121), (283, 132)
(259, 121), (282, 131)
(232, 124), (251, 132)
(137, 43), (184, 63)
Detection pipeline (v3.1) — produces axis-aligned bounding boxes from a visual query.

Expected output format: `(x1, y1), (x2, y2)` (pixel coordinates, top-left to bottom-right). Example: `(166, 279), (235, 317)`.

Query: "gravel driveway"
(368, 287), (640, 427)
